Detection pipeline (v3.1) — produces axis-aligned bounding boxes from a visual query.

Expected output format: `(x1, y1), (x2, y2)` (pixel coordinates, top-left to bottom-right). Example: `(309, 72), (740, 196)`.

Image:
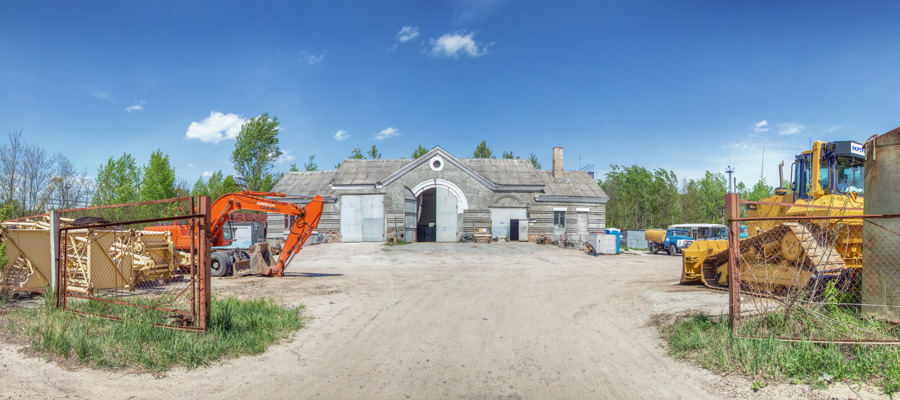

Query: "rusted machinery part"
(72, 216), (111, 227)
(698, 223), (848, 293)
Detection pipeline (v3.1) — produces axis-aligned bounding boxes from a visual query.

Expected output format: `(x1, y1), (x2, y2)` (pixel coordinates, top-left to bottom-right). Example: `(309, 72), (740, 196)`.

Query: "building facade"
(266, 146), (608, 245)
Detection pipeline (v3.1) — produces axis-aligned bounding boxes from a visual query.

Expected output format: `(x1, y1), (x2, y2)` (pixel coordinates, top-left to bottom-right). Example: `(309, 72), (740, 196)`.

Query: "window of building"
(554, 211), (566, 229)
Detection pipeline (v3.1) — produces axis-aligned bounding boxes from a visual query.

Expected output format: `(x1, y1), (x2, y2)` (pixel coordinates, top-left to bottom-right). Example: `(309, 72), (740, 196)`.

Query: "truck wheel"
(668, 244), (677, 256)
(210, 253), (230, 277)
(649, 244), (658, 254)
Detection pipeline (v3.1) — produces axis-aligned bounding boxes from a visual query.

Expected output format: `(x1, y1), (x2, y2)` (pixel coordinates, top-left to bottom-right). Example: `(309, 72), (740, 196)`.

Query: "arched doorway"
(411, 180), (467, 242)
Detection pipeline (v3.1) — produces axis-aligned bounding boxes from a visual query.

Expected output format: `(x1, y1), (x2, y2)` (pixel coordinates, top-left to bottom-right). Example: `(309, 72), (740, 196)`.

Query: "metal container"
(863, 127), (900, 319)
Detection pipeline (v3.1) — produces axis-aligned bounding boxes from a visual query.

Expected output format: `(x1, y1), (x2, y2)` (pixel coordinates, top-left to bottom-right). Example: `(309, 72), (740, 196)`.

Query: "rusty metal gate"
(1, 196), (212, 331)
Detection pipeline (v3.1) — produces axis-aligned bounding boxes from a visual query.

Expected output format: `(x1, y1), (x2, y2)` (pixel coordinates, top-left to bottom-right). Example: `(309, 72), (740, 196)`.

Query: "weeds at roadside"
(384, 240), (412, 246)
(662, 313), (900, 395)
(1, 296), (306, 373)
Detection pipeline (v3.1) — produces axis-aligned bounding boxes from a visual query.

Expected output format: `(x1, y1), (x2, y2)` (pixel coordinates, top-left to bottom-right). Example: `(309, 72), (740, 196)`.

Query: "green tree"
(412, 145), (428, 159)
(600, 165), (679, 229)
(259, 173), (277, 192)
(289, 163), (299, 172)
(192, 171), (238, 200)
(473, 141), (493, 158)
(139, 149), (177, 201)
(304, 154), (318, 171)
(231, 113), (282, 191)
(502, 151), (520, 159)
(94, 153), (141, 206)
(529, 153), (541, 169)
(349, 148), (365, 160)
(367, 145), (381, 159)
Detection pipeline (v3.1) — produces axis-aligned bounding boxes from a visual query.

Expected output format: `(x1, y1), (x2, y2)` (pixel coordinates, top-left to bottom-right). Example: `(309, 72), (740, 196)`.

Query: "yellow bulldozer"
(680, 140), (866, 293)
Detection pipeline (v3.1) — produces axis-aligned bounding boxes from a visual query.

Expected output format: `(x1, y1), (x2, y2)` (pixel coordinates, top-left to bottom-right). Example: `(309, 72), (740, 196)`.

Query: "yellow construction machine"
(680, 140), (866, 293)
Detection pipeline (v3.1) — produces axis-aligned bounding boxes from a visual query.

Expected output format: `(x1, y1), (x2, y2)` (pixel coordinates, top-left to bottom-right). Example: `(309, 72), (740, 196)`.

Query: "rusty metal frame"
(726, 196), (900, 344)
(52, 196), (212, 331)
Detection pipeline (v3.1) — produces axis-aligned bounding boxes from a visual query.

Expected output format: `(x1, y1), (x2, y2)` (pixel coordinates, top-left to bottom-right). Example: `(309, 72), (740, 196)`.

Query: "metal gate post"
(198, 196), (212, 330)
(725, 193), (741, 331)
(49, 210), (60, 308)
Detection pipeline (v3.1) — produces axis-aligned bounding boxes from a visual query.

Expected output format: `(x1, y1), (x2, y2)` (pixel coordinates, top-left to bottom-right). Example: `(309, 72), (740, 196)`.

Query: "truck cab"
(648, 229), (694, 256)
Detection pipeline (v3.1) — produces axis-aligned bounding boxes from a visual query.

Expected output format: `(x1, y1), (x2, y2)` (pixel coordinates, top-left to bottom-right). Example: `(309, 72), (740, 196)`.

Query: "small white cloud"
(86, 85), (115, 102)
(185, 111), (246, 144)
(187, 163), (195, 168)
(396, 25), (420, 42)
(374, 127), (399, 140)
(334, 130), (350, 141)
(777, 122), (805, 136)
(202, 170), (214, 178)
(754, 120), (769, 132)
(126, 104), (143, 113)
(277, 149), (295, 164)
(430, 32), (489, 58)
(301, 51), (327, 64)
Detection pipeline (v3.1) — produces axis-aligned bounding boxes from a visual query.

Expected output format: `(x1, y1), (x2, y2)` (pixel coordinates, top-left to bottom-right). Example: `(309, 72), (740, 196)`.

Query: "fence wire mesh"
(0, 196), (212, 330)
(728, 198), (900, 344)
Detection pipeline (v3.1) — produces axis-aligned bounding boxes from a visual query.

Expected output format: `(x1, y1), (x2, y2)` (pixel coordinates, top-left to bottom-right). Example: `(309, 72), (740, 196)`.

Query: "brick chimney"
(552, 147), (564, 180)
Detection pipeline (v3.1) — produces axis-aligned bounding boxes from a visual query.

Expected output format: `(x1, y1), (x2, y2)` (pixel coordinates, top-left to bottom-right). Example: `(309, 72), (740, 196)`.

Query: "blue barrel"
(605, 229), (620, 254)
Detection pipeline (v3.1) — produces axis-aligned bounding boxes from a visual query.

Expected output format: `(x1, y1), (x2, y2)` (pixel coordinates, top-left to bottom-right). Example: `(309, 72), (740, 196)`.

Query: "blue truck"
(646, 228), (694, 256)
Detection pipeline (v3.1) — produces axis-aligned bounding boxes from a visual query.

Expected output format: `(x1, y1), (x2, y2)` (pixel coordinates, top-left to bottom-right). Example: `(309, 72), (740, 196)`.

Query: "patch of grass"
(1, 296), (305, 372)
(662, 313), (900, 395)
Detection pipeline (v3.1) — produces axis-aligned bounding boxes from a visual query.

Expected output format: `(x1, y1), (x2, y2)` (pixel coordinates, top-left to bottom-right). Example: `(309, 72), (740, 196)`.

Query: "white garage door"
(340, 195), (384, 242)
(435, 187), (458, 242)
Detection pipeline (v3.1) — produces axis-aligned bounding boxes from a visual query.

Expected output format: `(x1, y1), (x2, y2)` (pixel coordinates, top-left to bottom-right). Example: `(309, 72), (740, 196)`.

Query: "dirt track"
(0, 243), (886, 399)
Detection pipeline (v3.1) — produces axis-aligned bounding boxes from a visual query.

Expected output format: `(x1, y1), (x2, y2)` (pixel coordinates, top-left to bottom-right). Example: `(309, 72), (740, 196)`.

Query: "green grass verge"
(1, 296), (306, 372)
(662, 313), (900, 394)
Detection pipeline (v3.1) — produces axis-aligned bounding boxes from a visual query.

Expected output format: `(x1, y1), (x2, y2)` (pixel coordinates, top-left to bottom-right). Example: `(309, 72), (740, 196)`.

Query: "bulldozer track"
(698, 223), (848, 292)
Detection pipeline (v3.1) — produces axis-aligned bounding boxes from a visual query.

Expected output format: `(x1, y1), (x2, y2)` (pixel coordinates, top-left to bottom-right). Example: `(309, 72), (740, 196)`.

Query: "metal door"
(361, 195), (385, 242)
(340, 195), (362, 242)
(404, 188), (417, 242)
(435, 187), (458, 242)
(510, 219), (519, 241)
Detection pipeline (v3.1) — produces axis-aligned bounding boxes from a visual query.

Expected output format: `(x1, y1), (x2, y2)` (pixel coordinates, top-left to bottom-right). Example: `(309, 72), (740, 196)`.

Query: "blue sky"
(3, 1), (900, 188)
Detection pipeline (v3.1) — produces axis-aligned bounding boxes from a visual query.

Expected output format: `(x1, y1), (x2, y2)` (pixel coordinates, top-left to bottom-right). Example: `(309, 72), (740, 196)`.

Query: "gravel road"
(0, 242), (886, 399)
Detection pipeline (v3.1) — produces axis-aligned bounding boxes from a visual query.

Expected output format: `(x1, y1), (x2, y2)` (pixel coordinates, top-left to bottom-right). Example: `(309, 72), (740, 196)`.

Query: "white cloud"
(202, 171), (214, 178)
(301, 51), (326, 64)
(86, 85), (115, 102)
(126, 99), (146, 113)
(396, 25), (420, 42)
(777, 122), (805, 136)
(185, 111), (246, 144)
(277, 149), (295, 164)
(374, 127), (399, 140)
(333, 129), (350, 141)
(187, 163), (195, 168)
(430, 32), (489, 58)
(823, 124), (843, 133)
(754, 120), (768, 132)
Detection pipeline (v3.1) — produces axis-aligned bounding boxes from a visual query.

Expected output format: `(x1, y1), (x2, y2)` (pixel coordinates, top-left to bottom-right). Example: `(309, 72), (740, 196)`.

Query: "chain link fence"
(1, 196), (211, 331)
(723, 195), (900, 344)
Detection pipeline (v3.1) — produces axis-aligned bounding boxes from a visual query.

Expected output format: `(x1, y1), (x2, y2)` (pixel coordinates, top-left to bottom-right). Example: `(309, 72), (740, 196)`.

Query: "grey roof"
(272, 170), (337, 196)
(457, 158), (543, 186)
(332, 159), (412, 185)
(538, 170), (608, 198)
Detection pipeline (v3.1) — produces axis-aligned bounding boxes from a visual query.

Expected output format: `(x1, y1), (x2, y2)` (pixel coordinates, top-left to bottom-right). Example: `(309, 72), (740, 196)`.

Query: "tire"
(649, 243), (658, 255)
(210, 252), (230, 277)
(668, 244), (678, 256)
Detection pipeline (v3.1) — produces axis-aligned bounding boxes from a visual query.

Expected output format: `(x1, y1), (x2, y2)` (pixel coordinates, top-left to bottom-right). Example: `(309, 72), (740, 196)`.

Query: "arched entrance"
(410, 180), (467, 242)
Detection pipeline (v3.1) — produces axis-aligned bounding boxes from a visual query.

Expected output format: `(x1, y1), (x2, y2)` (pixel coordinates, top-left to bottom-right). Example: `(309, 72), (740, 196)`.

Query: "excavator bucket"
(232, 242), (274, 276)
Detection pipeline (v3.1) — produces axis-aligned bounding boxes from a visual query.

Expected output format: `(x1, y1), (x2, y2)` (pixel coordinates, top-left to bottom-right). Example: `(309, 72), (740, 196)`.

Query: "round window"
(430, 156), (444, 171)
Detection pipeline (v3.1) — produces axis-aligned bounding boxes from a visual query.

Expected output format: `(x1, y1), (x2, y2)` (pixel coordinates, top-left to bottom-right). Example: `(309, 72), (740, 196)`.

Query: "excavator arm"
(209, 191), (324, 276)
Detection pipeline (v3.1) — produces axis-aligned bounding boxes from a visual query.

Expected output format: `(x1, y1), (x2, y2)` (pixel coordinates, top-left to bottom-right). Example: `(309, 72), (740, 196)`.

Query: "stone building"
(266, 146), (608, 244)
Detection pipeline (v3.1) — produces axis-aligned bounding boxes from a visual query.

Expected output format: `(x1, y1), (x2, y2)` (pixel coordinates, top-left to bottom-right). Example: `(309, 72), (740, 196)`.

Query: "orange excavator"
(147, 191), (324, 277)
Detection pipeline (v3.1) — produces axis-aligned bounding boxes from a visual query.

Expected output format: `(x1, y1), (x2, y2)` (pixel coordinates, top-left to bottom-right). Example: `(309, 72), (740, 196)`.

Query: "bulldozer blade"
(234, 242), (274, 276)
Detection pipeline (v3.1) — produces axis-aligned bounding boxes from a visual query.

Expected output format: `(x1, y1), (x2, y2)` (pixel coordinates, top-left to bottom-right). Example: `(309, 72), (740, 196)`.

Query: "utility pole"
(726, 165), (735, 193)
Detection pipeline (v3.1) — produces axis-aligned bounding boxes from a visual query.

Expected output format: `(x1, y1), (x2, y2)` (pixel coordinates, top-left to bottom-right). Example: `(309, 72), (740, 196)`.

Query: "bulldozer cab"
(791, 141), (865, 200)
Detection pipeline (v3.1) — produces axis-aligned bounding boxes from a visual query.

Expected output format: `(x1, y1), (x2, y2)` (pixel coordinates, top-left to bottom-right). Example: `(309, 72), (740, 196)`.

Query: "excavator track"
(698, 223), (848, 294)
